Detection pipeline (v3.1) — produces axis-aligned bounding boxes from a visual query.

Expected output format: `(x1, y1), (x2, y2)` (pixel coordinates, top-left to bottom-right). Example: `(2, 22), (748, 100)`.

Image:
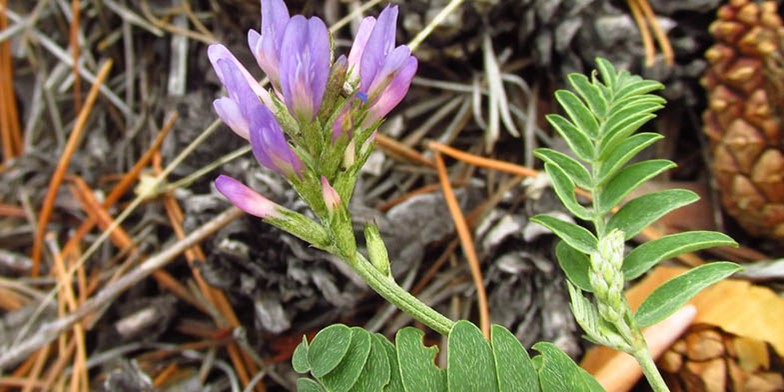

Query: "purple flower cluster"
(211, 0), (416, 219)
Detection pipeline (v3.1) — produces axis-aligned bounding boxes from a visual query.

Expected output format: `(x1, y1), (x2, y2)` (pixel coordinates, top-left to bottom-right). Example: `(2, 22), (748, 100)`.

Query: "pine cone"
(702, 0), (784, 240)
(658, 325), (784, 391)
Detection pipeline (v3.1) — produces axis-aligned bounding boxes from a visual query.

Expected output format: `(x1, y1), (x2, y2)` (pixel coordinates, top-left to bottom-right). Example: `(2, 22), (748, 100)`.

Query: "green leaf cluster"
(293, 321), (602, 391)
(531, 58), (740, 328)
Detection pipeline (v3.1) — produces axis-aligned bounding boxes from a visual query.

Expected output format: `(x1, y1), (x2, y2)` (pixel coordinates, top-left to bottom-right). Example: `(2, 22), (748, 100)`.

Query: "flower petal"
(213, 97), (249, 139)
(261, 0), (289, 41)
(208, 44), (268, 102)
(215, 175), (279, 219)
(279, 16), (330, 121)
(365, 49), (417, 124)
(347, 16), (376, 80)
(359, 5), (398, 93)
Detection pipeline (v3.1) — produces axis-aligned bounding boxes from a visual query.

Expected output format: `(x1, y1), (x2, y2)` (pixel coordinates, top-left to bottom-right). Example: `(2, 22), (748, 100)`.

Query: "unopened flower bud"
(321, 176), (341, 216)
(215, 175), (281, 219)
(364, 223), (390, 276)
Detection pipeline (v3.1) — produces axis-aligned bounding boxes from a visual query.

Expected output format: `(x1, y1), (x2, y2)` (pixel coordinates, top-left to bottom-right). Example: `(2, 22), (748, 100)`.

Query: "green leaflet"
(447, 320), (499, 391)
(555, 241), (592, 293)
(533, 342), (605, 392)
(595, 58), (618, 89)
(349, 333), (391, 392)
(396, 327), (447, 392)
(297, 378), (323, 392)
(308, 324), (352, 378)
(531, 214), (598, 254)
(544, 163), (592, 220)
(534, 148), (591, 189)
(596, 159), (675, 215)
(595, 133), (663, 184)
(607, 189), (699, 240)
(320, 328), (372, 391)
(568, 73), (607, 119)
(546, 114), (594, 161)
(555, 90), (600, 139)
(635, 262), (742, 327)
(490, 325), (539, 392)
(623, 231), (738, 280)
(377, 334), (405, 392)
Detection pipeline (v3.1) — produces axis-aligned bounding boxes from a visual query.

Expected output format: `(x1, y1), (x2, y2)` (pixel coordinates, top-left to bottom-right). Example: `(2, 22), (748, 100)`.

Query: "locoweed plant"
(208, 1), (739, 390)
(530, 58), (741, 391)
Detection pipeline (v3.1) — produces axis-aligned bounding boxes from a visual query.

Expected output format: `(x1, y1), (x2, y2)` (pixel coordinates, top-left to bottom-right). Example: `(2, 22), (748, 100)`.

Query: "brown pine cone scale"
(702, 0), (784, 240)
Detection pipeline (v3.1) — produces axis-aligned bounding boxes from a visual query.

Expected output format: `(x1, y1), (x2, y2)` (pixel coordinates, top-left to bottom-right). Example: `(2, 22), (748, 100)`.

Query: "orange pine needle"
(152, 362), (179, 388)
(19, 345), (51, 392)
(31, 60), (113, 277)
(627, 0), (656, 67)
(429, 141), (538, 178)
(433, 150), (491, 339)
(46, 234), (89, 392)
(0, 203), (26, 217)
(636, 0), (674, 65)
(70, 0), (82, 114)
(0, 0), (22, 161)
(375, 133), (435, 168)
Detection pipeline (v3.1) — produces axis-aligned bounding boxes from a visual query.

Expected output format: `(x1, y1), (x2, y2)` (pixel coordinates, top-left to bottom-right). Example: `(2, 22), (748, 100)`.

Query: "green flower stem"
(633, 344), (669, 392)
(350, 252), (455, 336)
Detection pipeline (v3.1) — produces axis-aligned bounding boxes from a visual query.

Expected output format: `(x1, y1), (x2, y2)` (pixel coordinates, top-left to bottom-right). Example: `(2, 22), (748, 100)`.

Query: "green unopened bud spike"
(364, 223), (390, 276)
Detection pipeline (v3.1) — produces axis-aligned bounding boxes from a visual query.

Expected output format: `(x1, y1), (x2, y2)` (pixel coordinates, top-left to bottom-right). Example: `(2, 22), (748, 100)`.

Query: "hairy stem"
(350, 252), (455, 336)
(633, 344), (670, 392)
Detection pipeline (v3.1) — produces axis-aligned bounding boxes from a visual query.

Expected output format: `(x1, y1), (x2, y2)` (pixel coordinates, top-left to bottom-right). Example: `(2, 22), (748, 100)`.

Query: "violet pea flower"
(278, 15), (331, 122)
(209, 45), (303, 177)
(347, 5), (417, 125)
(249, 0), (330, 122)
(248, 0), (290, 90)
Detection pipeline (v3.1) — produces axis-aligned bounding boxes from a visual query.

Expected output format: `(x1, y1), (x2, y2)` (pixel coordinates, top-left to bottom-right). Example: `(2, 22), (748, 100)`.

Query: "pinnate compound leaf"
(447, 320), (499, 391)
(320, 327), (372, 391)
(556, 241), (592, 293)
(377, 334), (405, 392)
(568, 73), (607, 119)
(544, 163), (592, 220)
(555, 90), (600, 139)
(533, 342), (605, 392)
(546, 114), (594, 161)
(490, 325), (539, 392)
(396, 327), (446, 392)
(607, 189), (699, 240)
(534, 148), (591, 189)
(597, 159), (675, 214)
(623, 231), (738, 280)
(349, 332), (391, 392)
(596, 133), (663, 184)
(635, 262), (742, 327)
(292, 336), (311, 373)
(297, 378), (323, 392)
(308, 323), (352, 377)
